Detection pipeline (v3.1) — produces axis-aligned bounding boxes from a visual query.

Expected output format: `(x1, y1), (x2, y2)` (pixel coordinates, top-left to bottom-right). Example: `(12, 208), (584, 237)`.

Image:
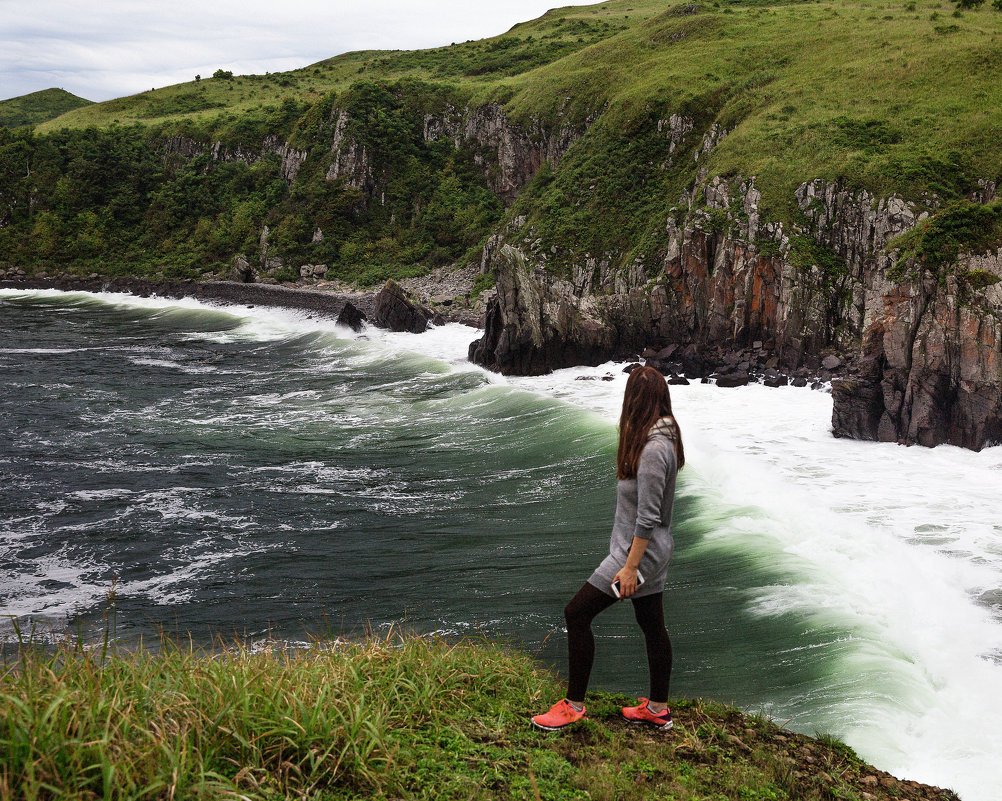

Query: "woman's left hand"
(613, 565), (639, 599)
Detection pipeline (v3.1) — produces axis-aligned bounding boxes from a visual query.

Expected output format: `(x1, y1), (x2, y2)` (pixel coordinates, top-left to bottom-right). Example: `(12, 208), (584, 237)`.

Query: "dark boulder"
(230, 255), (254, 283)
(715, 372), (750, 388)
(336, 301), (366, 332)
(655, 344), (679, 361)
(679, 345), (709, 378)
(373, 280), (431, 334)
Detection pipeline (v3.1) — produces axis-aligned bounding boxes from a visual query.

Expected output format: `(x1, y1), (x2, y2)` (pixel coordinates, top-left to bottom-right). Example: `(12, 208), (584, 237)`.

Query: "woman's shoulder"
(640, 420), (678, 466)
(646, 416), (678, 442)
(639, 433), (673, 462)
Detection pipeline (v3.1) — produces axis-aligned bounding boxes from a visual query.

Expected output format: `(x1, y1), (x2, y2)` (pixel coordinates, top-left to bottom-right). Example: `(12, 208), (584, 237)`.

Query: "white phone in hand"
(611, 570), (645, 599)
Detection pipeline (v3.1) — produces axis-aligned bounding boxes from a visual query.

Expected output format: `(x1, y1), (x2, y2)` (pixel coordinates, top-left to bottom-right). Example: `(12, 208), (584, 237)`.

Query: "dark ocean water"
(0, 290), (812, 701)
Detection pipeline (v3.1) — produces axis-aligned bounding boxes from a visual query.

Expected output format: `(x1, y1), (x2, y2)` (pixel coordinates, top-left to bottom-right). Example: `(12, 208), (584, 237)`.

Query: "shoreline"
(1, 276), (850, 390)
(0, 270), (490, 328)
(1, 276), (381, 321)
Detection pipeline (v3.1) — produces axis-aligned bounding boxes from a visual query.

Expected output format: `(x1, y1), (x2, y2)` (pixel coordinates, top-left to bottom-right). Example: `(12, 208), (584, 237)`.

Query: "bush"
(472, 270), (496, 296)
(962, 268), (1002, 290)
(890, 201), (1002, 281)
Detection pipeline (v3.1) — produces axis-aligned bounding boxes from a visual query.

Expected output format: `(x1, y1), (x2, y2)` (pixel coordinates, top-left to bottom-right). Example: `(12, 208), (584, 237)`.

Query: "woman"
(532, 365), (684, 732)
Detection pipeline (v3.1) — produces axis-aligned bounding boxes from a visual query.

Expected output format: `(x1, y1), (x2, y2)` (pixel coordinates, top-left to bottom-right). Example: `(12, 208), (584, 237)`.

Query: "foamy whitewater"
(2, 289), (1001, 799)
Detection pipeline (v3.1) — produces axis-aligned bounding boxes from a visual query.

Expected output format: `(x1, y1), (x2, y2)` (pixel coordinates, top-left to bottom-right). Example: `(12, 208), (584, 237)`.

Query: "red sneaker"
(622, 698), (673, 731)
(531, 699), (587, 731)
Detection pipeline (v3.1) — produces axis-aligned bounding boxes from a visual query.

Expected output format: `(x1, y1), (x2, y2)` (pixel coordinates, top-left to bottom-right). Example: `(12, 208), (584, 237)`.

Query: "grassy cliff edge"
(1, 634), (959, 800)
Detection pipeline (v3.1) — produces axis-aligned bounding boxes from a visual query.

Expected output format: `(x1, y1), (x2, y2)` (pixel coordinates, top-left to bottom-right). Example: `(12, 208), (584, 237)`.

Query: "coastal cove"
(2, 287), (1001, 799)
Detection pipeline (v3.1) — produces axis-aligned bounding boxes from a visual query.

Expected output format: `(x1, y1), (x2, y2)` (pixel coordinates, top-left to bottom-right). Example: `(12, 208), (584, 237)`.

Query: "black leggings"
(564, 581), (673, 704)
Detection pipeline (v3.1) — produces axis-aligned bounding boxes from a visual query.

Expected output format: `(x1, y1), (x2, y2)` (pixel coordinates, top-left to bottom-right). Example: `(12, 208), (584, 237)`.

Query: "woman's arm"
(634, 438), (672, 538)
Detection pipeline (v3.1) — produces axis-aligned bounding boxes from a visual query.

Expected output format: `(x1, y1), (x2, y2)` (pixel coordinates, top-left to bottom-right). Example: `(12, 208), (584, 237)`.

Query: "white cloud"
(1, 1), (580, 102)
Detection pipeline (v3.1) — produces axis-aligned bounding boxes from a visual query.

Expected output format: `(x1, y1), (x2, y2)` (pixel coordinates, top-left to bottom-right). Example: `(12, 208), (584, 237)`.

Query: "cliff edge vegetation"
(0, 633), (960, 800)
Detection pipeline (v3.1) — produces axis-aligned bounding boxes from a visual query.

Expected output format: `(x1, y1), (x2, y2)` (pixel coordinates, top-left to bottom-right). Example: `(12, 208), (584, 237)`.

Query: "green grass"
(0, 89), (93, 129)
(5, 0), (1002, 285)
(888, 199), (1002, 288)
(0, 631), (958, 801)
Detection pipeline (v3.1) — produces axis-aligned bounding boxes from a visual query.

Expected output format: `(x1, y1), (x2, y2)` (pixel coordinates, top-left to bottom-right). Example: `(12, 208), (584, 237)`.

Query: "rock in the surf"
(337, 301), (366, 332)
(373, 280), (432, 334)
(715, 372), (751, 388)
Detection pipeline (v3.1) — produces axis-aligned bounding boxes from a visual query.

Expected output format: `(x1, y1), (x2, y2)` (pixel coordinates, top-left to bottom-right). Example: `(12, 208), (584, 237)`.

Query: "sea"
(2, 288), (1001, 799)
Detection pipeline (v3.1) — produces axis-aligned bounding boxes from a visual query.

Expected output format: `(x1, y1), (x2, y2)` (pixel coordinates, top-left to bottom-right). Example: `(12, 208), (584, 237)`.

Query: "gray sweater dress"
(587, 417), (679, 598)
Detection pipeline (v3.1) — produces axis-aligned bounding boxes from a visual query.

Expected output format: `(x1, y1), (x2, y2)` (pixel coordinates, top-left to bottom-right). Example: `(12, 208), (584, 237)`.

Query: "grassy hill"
(3, 0), (1001, 283)
(36, 0), (1002, 204)
(0, 88), (93, 129)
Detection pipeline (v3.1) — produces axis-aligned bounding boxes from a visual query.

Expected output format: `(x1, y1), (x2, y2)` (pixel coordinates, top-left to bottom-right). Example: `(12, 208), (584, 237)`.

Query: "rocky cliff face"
(162, 134), (308, 182)
(468, 158), (1002, 449)
(165, 102), (1002, 451)
(323, 100), (590, 204)
(471, 171), (830, 375)
(422, 103), (589, 202)
(833, 255), (1002, 450)
(324, 109), (374, 193)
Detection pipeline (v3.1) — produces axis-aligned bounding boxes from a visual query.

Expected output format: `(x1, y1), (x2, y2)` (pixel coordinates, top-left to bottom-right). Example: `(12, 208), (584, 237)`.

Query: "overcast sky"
(1, 1), (575, 103)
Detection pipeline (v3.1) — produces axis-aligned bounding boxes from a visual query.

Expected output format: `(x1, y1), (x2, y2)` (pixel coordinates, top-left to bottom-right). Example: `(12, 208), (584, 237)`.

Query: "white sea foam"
(127, 357), (217, 374)
(0, 531), (272, 631)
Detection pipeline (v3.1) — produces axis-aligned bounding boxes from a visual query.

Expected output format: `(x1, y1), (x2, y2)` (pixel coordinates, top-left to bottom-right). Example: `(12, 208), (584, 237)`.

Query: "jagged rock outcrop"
(325, 110), (374, 193)
(163, 134), (307, 182)
(336, 301), (366, 332)
(231, 254), (253, 283)
(833, 255), (1002, 450)
(373, 280), (433, 334)
(422, 103), (590, 202)
(469, 244), (655, 374)
(162, 135), (204, 159)
(470, 175), (799, 375)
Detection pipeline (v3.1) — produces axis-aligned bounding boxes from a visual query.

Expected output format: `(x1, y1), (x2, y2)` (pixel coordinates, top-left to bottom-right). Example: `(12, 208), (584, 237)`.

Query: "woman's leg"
(630, 592), (673, 703)
(564, 582), (616, 703)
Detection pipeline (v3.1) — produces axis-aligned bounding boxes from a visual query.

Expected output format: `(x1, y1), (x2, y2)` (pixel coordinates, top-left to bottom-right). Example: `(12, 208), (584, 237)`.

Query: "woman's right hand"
(613, 565), (639, 599)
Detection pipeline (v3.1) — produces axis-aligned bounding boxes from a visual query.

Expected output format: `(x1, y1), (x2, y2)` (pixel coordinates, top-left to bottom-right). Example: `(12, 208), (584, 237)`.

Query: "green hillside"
(0, 88), (93, 129)
(3, 0), (1002, 283)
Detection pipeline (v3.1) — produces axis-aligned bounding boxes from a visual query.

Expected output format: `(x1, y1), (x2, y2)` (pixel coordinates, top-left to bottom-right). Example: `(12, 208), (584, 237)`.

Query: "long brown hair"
(616, 366), (685, 479)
